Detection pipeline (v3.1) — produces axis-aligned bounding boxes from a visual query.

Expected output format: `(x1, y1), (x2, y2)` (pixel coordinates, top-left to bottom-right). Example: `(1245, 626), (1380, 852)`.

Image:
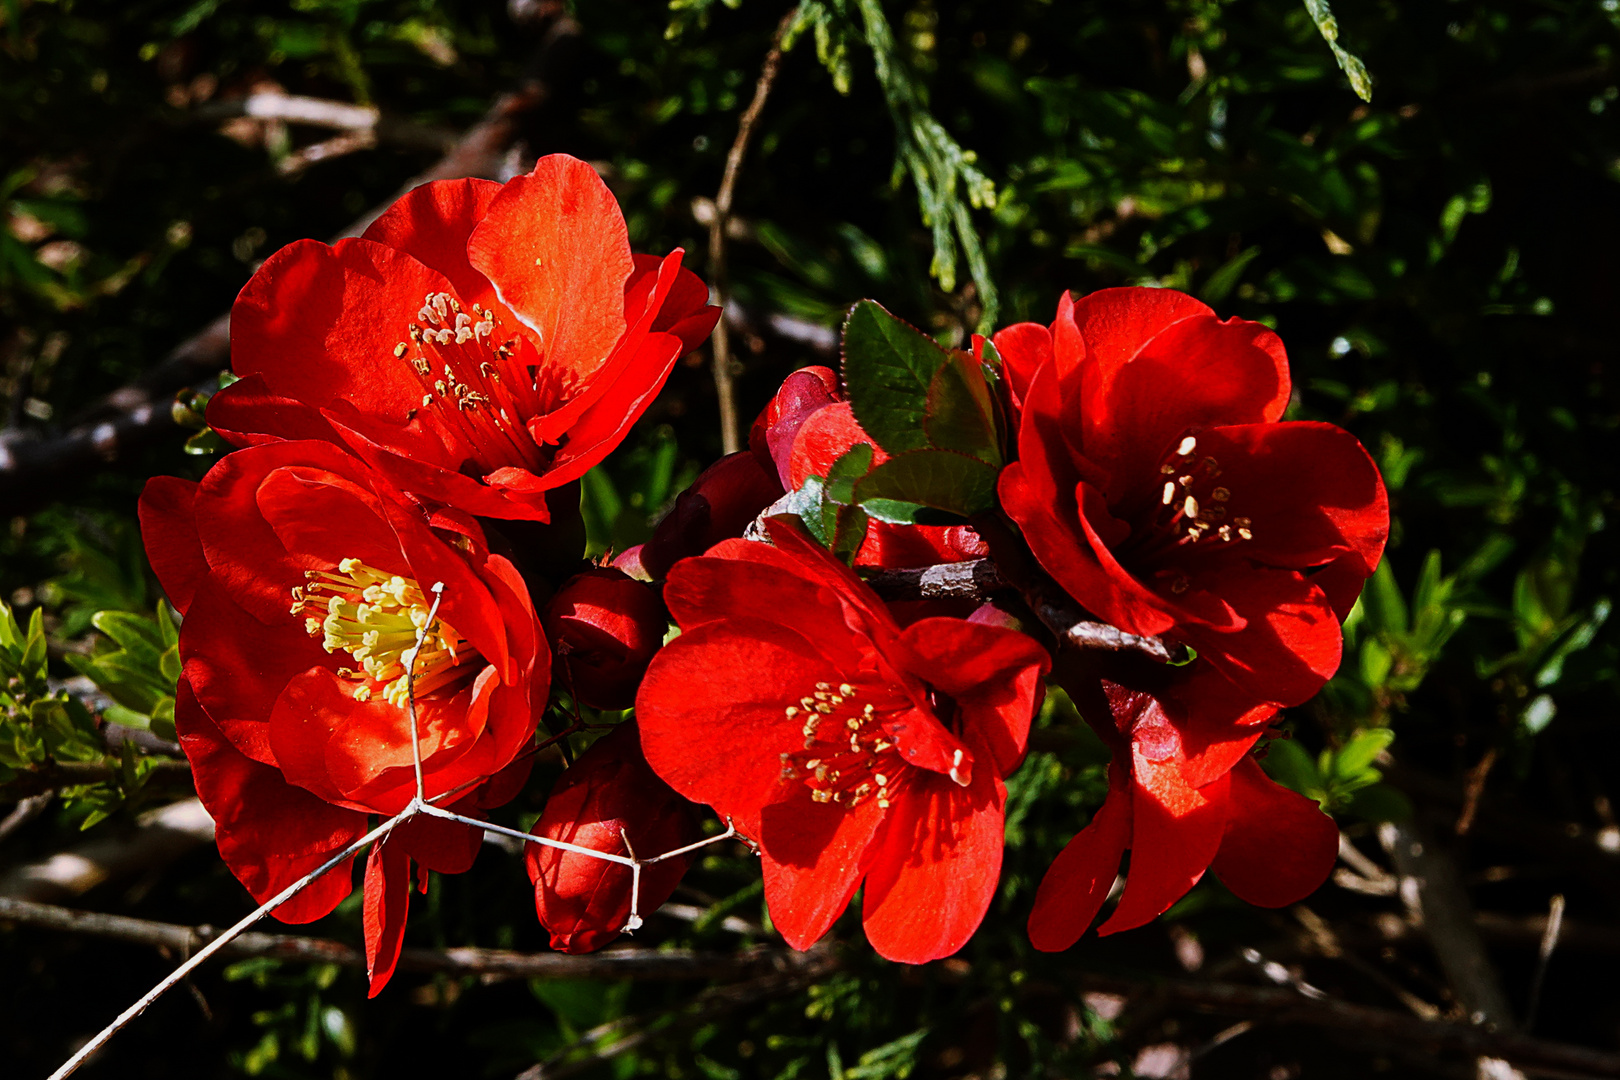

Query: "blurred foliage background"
(2, 0), (1619, 1077)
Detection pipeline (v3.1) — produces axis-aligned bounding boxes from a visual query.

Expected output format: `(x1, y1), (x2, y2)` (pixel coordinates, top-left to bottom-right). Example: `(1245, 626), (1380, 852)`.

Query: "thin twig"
(707, 10), (795, 455)
(0, 896), (790, 982)
(0, 793), (51, 845)
(0, 757), (191, 800)
(1524, 893), (1566, 1031)
(1456, 746), (1498, 835)
(45, 811), (411, 1080)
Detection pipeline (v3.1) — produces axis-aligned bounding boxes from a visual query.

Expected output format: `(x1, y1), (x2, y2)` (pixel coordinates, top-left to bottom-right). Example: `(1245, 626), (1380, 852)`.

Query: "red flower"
(527, 722), (701, 954)
(757, 366), (990, 570)
(207, 155), (720, 522)
(1026, 683), (1338, 952)
(139, 442), (547, 994)
(636, 522), (1049, 962)
(996, 288), (1388, 714)
(543, 568), (667, 710)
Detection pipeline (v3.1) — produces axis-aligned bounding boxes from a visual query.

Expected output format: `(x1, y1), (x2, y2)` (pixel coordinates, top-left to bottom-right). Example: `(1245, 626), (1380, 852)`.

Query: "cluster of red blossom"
(138, 156), (1387, 994)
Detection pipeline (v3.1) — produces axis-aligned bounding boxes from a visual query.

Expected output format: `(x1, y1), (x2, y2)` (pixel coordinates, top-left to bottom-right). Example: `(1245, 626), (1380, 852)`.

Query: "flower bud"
(543, 569), (666, 709)
(527, 723), (701, 953)
(751, 365), (840, 487)
(638, 451), (784, 579)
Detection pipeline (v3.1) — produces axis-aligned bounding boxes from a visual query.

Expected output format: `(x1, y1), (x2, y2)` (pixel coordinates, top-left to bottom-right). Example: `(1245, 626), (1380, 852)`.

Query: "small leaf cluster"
(0, 600), (100, 781)
(784, 299), (1006, 558)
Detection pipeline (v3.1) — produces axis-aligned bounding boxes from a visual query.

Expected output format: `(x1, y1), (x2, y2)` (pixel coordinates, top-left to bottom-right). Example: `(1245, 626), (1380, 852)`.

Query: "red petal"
(989, 321), (1052, 408)
(627, 252), (718, 354)
(176, 677), (365, 924)
(391, 809), (483, 875)
(861, 768), (1006, 963)
(467, 155), (634, 382)
(788, 401), (884, 488)
(1087, 313), (1290, 494)
(660, 547), (868, 668)
(206, 375), (347, 448)
(759, 789), (886, 950)
(636, 618), (837, 839)
(182, 575), (325, 767)
(230, 237), (455, 436)
(1179, 566), (1342, 708)
(1027, 767), (1130, 952)
(1212, 756), (1338, 907)
(1189, 422), (1388, 574)
(361, 177), (503, 308)
(363, 833), (412, 997)
(894, 618), (1048, 778)
(1098, 698), (1232, 934)
(1066, 286), (1210, 389)
(138, 476), (205, 616)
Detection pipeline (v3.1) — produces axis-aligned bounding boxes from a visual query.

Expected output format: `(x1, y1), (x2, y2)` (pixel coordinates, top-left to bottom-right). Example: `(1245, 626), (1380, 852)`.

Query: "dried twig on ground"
(706, 12), (795, 455)
(1381, 819), (1517, 1029)
(1080, 972), (1620, 1079)
(0, 798), (214, 903)
(0, 895), (795, 982)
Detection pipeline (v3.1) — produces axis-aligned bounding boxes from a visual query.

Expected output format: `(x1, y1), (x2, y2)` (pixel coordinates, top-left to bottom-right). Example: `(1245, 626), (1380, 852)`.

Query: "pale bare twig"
(1524, 893), (1566, 1031)
(45, 811), (409, 1080)
(707, 10), (796, 455)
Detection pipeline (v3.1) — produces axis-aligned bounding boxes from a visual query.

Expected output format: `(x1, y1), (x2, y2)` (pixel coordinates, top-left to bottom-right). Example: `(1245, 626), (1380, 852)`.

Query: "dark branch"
(860, 557), (1187, 663)
(0, 758), (191, 801)
(0, 895), (802, 983)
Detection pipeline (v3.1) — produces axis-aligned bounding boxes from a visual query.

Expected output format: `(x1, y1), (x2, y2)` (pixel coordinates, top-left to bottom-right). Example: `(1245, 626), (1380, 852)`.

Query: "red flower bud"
(527, 722), (701, 953)
(751, 365), (840, 487)
(638, 450), (785, 579)
(543, 569), (666, 709)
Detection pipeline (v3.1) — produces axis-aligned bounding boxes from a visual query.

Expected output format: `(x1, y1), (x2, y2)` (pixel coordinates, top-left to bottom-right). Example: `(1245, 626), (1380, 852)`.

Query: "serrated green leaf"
(923, 351), (1000, 464)
(854, 449), (998, 518)
(842, 300), (951, 455)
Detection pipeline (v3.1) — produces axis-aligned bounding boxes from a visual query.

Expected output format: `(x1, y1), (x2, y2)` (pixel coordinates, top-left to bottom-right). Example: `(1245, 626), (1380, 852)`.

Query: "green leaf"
(923, 351), (1000, 464)
(824, 443), (877, 505)
(1200, 246), (1261, 305)
(853, 449), (999, 518)
(841, 300), (951, 455)
(1360, 561), (1408, 636)
(1331, 727), (1394, 782)
(1260, 739), (1324, 804)
(1346, 783), (1413, 823)
(1534, 598), (1611, 688)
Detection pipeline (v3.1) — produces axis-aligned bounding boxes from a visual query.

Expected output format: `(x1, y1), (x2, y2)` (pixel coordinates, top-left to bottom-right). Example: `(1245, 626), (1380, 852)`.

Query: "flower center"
(1142, 434), (1257, 592)
(289, 558), (479, 707)
(397, 291), (577, 474)
(778, 680), (910, 810)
